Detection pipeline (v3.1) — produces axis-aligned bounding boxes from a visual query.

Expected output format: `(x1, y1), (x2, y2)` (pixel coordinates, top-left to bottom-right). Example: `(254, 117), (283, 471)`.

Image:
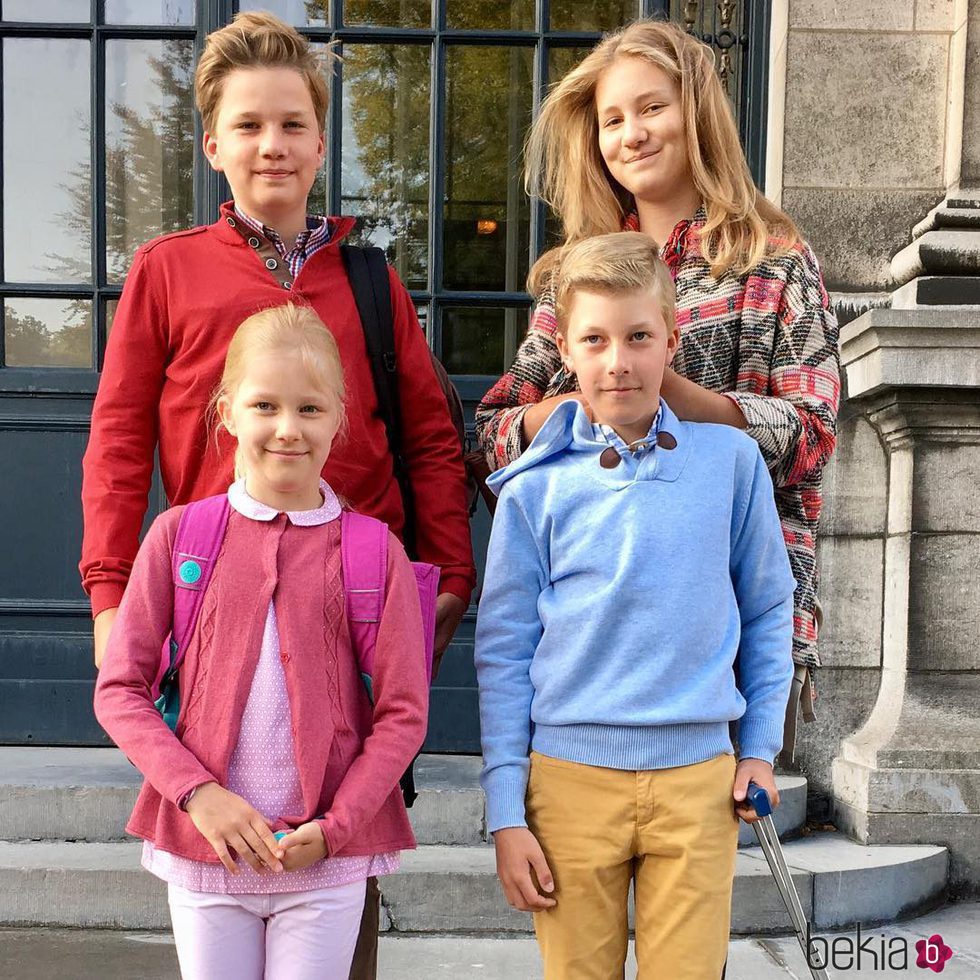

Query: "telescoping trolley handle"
(746, 783), (831, 980)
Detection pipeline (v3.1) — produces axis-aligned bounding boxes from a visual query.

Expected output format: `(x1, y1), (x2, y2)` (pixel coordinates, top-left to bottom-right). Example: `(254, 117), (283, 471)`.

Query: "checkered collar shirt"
(233, 206), (335, 280)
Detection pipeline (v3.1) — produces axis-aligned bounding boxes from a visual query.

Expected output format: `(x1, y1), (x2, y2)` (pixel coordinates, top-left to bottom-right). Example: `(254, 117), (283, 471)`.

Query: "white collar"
(227, 477), (341, 526)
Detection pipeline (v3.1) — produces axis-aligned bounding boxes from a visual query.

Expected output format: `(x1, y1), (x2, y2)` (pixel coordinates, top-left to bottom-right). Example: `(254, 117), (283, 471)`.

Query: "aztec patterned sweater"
(475, 211), (840, 667)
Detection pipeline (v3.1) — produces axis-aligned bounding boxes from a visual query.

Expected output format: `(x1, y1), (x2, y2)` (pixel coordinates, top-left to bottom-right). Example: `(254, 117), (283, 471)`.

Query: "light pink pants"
(167, 879), (367, 980)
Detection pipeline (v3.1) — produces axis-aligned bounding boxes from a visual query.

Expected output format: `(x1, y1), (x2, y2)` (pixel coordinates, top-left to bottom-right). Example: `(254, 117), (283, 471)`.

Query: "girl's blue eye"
(255, 402), (273, 411)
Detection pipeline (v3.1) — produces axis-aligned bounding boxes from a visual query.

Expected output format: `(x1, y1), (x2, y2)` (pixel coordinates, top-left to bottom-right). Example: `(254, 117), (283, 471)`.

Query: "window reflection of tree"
(4, 304), (91, 368)
(443, 45), (531, 293)
(343, 43), (430, 289)
(33, 43), (193, 368)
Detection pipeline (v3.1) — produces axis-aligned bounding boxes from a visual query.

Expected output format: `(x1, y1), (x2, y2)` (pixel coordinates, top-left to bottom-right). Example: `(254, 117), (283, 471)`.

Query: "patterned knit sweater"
(475, 212), (840, 667)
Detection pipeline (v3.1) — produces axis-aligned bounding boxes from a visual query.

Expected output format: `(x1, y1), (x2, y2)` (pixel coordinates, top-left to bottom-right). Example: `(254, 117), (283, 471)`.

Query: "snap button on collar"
(248, 237), (260, 248)
(226, 216), (236, 227)
(266, 258), (278, 270)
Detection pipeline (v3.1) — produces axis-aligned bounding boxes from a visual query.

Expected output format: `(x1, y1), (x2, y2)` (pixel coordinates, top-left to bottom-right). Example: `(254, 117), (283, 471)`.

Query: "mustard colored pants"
(525, 751), (739, 980)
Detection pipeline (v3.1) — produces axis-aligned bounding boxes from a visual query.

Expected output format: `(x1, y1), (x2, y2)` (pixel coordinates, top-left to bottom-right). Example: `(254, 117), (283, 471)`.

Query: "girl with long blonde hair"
(477, 17), (839, 736)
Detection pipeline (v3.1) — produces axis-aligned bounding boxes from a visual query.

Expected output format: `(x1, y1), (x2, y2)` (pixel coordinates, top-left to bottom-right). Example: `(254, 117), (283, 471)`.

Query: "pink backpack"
(153, 494), (438, 732)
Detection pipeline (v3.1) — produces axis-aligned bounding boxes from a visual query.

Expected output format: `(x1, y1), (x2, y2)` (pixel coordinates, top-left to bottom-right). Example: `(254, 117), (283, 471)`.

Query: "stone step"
(891, 274), (980, 308)
(0, 748), (485, 847)
(891, 229), (980, 282)
(0, 835), (946, 935)
(0, 748), (806, 848)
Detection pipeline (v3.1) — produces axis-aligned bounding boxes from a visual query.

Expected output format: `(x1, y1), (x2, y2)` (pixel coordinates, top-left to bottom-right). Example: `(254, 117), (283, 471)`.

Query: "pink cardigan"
(94, 505), (428, 862)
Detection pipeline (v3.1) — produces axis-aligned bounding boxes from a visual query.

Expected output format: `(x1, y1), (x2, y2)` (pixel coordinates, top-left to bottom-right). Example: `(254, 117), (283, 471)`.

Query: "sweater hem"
(532, 722), (733, 771)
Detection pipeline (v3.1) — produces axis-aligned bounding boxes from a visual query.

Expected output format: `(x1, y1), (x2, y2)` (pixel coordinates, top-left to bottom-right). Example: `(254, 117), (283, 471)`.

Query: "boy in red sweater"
(80, 13), (474, 977)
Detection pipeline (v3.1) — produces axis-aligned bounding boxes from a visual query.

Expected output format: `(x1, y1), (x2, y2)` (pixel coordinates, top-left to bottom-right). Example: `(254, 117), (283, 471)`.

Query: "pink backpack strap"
(154, 494), (231, 730)
(341, 510), (438, 703)
(341, 510), (387, 699)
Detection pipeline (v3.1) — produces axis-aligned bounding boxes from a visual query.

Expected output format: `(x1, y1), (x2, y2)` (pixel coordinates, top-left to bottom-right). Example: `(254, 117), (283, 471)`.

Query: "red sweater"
(81, 202), (475, 616)
(94, 506), (427, 859)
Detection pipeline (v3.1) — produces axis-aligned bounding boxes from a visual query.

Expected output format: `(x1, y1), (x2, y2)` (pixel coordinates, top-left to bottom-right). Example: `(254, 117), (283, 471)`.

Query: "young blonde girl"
(95, 303), (428, 980)
(477, 19), (840, 753)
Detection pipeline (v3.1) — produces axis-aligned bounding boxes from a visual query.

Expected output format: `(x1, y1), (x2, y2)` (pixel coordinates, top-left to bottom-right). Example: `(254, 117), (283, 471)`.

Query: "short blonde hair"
(195, 11), (334, 133)
(212, 303), (347, 479)
(547, 232), (675, 333)
(524, 19), (800, 277)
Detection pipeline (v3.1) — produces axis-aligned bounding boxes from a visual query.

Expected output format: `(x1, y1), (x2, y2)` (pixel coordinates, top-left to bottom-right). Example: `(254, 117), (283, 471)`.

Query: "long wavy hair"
(524, 19), (800, 278)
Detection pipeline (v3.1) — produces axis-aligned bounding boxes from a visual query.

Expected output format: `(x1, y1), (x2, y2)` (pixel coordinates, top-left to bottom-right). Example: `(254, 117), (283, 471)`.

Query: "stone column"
(833, 308), (980, 897)
(777, 0), (970, 289)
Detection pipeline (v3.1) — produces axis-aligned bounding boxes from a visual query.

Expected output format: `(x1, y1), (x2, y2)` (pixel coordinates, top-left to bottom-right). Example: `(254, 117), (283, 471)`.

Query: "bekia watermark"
(807, 924), (954, 972)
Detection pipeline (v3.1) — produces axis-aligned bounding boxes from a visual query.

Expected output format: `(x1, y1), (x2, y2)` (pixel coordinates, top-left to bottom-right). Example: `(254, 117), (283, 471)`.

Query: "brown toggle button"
(248, 236), (260, 248)
(266, 258), (278, 270)
(599, 447), (622, 469)
(280, 651), (290, 664)
(657, 432), (677, 450)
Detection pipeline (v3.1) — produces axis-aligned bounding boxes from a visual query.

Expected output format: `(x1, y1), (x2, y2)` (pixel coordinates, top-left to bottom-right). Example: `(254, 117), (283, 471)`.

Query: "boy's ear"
(666, 324), (680, 365)
(202, 132), (223, 173)
(555, 330), (574, 372)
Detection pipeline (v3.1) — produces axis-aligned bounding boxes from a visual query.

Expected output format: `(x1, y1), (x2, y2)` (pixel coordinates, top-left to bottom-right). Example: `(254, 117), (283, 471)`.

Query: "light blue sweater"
(475, 399), (796, 833)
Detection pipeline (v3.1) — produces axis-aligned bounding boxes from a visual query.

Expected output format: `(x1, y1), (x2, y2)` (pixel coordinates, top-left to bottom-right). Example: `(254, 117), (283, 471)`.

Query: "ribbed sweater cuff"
(483, 766), (528, 833)
(737, 717), (785, 765)
(89, 582), (125, 619)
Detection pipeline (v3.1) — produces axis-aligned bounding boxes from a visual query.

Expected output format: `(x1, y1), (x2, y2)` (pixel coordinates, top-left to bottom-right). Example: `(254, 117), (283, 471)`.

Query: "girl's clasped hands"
(184, 781), (327, 875)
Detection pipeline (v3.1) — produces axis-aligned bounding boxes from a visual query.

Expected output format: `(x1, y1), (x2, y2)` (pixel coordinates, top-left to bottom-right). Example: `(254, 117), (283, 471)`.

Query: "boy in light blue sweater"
(475, 232), (796, 979)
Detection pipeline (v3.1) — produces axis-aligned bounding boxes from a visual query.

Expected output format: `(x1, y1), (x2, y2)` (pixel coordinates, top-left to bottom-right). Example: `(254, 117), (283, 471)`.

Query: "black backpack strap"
(341, 244), (417, 556)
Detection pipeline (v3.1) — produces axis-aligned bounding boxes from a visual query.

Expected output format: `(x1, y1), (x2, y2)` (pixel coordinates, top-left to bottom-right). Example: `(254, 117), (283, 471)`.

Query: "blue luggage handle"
(746, 782), (773, 817)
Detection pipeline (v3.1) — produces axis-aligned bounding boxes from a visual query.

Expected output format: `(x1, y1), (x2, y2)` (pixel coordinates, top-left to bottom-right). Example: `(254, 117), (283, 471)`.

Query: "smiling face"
(203, 66), (325, 231)
(594, 56), (694, 207)
(218, 349), (342, 512)
(557, 286), (679, 446)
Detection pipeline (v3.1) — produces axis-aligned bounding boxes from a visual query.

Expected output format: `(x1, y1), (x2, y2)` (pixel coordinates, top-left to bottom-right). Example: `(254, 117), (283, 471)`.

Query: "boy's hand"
(278, 822), (328, 872)
(185, 782), (284, 874)
(733, 758), (780, 824)
(433, 593), (467, 666)
(93, 606), (119, 669)
(493, 827), (557, 912)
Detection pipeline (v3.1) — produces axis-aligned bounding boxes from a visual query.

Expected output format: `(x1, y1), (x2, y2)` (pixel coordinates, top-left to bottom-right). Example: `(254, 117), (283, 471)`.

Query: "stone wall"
(778, 1), (976, 825)
(962, 3), (980, 184)
(777, 0), (970, 289)
(794, 377), (889, 815)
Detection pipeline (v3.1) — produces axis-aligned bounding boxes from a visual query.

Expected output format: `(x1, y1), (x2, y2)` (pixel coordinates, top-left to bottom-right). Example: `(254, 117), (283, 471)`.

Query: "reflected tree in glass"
(104, 41), (195, 280)
(343, 0), (429, 28)
(342, 44), (430, 288)
(444, 45), (532, 292)
(48, 41), (194, 295)
(549, 0), (638, 31)
(4, 299), (92, 368)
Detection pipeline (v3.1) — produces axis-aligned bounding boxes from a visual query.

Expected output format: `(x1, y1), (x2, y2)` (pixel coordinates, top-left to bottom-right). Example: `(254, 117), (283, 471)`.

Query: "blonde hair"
(547, 232), (675, 333)
(195, 11), (334, 133)
(212, 303), (347, 480)
(524, 19), (800, 277)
